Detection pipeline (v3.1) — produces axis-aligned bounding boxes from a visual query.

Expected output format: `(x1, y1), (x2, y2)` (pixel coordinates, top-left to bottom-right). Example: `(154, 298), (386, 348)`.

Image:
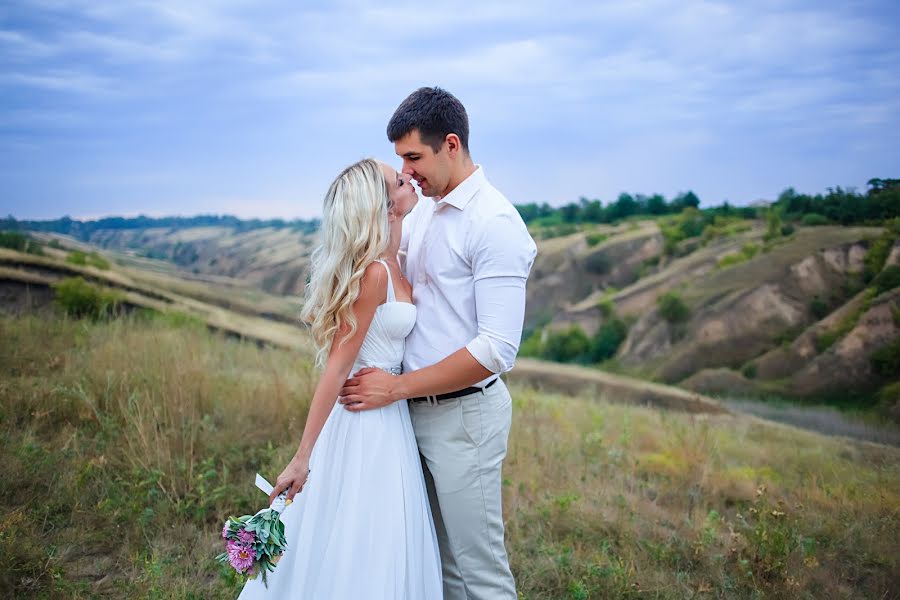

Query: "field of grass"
(1, 313), (898, 599)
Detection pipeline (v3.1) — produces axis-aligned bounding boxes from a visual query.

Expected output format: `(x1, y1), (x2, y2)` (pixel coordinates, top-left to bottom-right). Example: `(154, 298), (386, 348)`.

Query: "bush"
(659, 208), (710, 255)
(871, 264), (900, 295)
(52, 277), (123, 319)
(763, 209), (784, 242)
(742, 363), (757, 379)
(0, 231), (28, 251)
(543, 325), (591, 363)
(809, 296), (830, 320)
(863, 234), (895, 282)
(871, 338), (900, 378)
(591, 318), (627, 361)
(597, 298), (614, 318)
(585, 232), (608, 247)
(802, 213), (829, 226)
(658, 292), (690, 323)
(0, 230), (43, 255)
(518, 329), (543, 358)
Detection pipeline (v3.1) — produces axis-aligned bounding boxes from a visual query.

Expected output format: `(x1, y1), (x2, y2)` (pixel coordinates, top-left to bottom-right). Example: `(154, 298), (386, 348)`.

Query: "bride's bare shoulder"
(357, 261), (389, 304)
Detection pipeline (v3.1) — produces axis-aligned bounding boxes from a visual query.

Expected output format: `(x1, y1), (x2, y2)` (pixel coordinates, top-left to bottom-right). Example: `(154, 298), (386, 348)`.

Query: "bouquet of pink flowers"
(217, 474), (289, 586)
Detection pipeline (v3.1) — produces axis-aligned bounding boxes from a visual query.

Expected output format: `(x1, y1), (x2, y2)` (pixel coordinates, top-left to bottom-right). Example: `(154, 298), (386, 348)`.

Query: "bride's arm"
(269, 263), (387, 504)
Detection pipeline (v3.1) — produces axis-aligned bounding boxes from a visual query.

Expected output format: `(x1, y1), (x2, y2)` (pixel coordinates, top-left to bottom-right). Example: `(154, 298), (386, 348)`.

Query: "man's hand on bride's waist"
(339, 367), (401, 411)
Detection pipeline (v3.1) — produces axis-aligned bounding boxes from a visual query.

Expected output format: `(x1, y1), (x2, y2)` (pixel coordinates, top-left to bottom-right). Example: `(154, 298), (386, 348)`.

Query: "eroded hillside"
(528, 222), (899, 409)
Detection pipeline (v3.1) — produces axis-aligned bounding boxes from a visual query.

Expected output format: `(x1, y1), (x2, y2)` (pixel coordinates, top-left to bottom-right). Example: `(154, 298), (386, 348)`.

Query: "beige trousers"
(409, 379), (516, 600)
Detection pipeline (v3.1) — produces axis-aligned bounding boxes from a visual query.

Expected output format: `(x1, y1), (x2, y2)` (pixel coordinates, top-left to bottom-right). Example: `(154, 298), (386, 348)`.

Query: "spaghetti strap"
(376, 259), (396, 303)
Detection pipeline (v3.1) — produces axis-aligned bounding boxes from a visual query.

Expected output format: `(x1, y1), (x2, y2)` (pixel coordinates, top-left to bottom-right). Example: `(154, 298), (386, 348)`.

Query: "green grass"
(716, 242), (761, 269)
(65, 250), (111, 270)
(814, 288), (876, 353)
(0, 231), (44, 255)
(1, 313), (898, 598)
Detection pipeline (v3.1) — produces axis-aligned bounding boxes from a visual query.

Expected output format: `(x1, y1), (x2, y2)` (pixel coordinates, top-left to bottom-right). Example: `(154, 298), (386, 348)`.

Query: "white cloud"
(2, 0), (898, 217)
(0, 69), (117, 95)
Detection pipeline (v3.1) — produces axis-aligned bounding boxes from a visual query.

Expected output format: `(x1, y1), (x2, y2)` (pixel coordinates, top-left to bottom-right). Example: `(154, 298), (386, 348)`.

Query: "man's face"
(393, 129), (450, 198)
(381, 163), (418, 220)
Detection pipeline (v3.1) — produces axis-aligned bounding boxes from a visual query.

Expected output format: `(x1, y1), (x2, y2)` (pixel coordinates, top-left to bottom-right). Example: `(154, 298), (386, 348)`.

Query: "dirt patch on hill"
(790, 288), (900, 396)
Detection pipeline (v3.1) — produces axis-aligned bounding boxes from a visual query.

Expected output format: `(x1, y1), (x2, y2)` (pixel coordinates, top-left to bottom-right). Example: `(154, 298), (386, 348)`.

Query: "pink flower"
(227, 539), (255, 573)
(222, 522), (230, 539)
(237, 528), (256, 545)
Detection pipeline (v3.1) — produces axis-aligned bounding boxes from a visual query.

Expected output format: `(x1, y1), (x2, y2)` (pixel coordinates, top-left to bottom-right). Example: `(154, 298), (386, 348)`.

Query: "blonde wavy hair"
(301, 158), (391, 368)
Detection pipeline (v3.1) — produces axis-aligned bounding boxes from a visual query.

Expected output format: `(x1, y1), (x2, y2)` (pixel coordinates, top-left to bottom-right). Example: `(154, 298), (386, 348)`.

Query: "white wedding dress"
(238, 260), (442, 599)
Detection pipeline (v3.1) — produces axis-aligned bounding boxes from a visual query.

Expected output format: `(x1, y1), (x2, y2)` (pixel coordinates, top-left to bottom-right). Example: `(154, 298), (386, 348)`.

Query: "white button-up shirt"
(400, 166), (537, 387)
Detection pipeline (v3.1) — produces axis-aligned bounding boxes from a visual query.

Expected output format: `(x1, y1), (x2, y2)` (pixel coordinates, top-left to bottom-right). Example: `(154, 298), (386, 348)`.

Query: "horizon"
(2, 1), (899, 220)
(3, 178), (855, 224)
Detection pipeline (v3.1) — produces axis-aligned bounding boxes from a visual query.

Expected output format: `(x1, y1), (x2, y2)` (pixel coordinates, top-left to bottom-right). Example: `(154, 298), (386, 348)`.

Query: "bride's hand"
(269, 455), (310, 505)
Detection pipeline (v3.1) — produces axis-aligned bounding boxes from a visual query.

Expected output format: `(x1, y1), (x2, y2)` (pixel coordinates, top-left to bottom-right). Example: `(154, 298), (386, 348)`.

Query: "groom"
(339, 87), (536, 600)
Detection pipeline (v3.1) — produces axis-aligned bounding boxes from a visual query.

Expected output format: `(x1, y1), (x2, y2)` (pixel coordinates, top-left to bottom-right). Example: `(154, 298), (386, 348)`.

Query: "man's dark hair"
(386, 87), (469, 154)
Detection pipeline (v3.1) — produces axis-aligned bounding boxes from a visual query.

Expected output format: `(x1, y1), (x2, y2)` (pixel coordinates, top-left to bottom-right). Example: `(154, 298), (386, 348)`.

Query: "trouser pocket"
(460, 383), (512, 447)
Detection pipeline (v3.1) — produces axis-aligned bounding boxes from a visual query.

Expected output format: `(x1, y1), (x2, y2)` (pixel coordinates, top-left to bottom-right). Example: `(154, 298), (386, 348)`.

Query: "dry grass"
(505, 390), (900, 598)
(1, 314), (898, 598)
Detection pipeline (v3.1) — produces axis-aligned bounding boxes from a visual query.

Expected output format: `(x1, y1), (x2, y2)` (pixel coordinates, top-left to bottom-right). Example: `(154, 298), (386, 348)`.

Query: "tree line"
(515, 178), (900, 227)
(0, 214), (321, 240)
(3, 178), (896, 239)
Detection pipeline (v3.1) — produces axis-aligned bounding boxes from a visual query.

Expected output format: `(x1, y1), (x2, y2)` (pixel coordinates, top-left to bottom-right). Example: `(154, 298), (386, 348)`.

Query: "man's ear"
(445, 133), (461, 159)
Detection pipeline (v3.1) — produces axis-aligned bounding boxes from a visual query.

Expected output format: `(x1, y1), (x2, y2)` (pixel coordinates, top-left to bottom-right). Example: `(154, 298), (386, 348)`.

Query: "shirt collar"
(435, 165), (485, 211)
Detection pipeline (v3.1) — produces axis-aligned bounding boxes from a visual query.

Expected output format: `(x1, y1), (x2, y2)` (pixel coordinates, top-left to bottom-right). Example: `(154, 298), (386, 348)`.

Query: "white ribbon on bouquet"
(255, 473), (288, 514)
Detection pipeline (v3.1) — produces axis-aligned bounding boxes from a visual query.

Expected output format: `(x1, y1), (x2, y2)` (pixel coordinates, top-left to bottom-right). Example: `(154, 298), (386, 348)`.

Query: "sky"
(1, 0), (899, 221)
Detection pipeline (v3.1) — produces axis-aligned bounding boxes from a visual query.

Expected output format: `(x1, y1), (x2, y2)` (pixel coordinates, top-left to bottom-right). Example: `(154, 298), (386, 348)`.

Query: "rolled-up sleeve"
(465, 213), (537, 373)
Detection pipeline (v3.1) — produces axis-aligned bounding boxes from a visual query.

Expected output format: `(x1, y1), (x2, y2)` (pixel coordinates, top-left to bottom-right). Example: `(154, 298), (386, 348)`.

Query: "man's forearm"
(392, 347), (493, 401)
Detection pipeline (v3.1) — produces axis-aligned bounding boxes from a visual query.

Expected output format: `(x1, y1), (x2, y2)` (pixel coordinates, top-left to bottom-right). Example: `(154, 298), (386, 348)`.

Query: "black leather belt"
(409, 378), (498, 404)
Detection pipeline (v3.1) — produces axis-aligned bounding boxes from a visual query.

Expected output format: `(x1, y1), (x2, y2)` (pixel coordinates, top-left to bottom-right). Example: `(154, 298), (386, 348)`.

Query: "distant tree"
(560, 202), (581, 224)
(516, 203), (541, 223)
(658, 292), (690, 323)
(581, 198), (604, 223)
(680, 191), (700, 209)
(867, 178), (900, 194)
(646, 194), (667, 215)
(609, 193), (638, 221)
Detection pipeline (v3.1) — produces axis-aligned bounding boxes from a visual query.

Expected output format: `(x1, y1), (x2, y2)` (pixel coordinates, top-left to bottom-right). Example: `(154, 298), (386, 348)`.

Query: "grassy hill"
(6, 211), (899, 417)
(525, 221), (900, 413)
(1, 229), (898, 597)
(30, 223), (317, 297)
(2, 313), (898, 599)
(0, 243), (743, 416)
(0, 246), (309, 351)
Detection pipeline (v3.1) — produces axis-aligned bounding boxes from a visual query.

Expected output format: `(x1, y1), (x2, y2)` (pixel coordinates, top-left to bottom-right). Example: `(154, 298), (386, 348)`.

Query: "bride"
(238, 158), (442, 599)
